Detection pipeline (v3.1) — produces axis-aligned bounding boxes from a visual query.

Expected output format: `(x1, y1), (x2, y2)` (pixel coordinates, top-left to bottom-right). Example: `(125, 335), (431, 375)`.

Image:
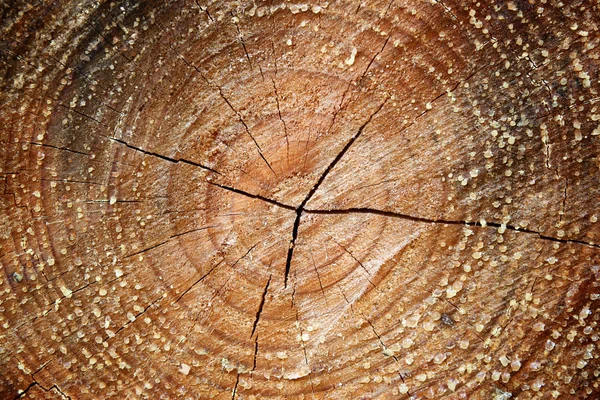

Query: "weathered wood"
(1, 0), (599, 398)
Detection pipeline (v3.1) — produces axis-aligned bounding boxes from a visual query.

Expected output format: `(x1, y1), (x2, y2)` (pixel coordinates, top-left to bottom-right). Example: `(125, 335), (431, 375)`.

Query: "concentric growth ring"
(1, 1), (599, 399)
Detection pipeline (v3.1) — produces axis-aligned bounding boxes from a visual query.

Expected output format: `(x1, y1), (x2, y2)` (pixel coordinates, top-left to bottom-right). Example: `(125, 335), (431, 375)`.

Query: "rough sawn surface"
(1, 0), (600, 399)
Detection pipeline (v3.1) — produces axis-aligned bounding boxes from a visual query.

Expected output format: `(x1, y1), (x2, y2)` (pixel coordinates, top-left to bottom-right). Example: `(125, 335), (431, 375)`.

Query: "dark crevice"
(57, 103), (105, 126)
(443, 299), (486, 344)
(366, 319), (406, 385)
(334, 240), (379, 290)
(50, 384), (72, 400)
(360, 35), (390, 83)
(111, 137), (296, 211)
(304, 207), (599, 249)
(170, 225), (218, 239)
(338, 286), (407, 389)
(209, 181), (294, 210)
(252, 335), (259, 372)
(284, 211), (302, 288)
(231, 373), (240, 400)
(14, 381), (72, 400)
(559, 177), (568, 224)
(14, 382), (37, 399)
(31, 359), (52, 377)
(308, 247), (327, 302)
(270, 50), (290, 162)
(195, 0), (214, 22)
(155, 25), (276, 176)
(283, 98), (389, 287)
(124, 239), (169, 258)
(335, 241), (372, 277)
(300, 98), (389, 210)
(251, 275), (271, 337)
(109, 137), (220, 174)
(433, 0), (459, 21)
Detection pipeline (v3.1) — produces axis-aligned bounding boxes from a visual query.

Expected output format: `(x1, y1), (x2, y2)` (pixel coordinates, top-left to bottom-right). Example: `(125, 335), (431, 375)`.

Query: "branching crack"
(110, 137), (296, 211)
(250, 275), (271, 337)
(156, 23), (276, 176)
(50, 385), (72, 400)
(176, 243), (257, 304)
(283, 98), (389, 287)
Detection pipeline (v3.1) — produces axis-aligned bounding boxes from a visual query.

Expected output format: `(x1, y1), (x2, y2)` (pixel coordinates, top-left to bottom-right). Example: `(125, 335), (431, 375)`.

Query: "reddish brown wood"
(1, 0), (599, 399)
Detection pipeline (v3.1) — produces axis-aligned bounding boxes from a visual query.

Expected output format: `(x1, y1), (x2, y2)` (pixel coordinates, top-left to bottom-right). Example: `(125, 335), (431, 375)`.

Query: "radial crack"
(195, 0), (214, 22)
(29, 142), (90, 156)
(176, 243), (257, 305)
(231, 373), (240, 399)
(308, 246), (327, 302)
(270, 52), (290, 162)
(301, 98), (389, 210)
(217, 88), (277, 177)
(559, 177), (568, 224)
(284, 98), (389, 287)
(284, 211), (302, 288)
(208, 181), (294, 210)
(108, 295), (164, 341)
(173, 259), (223, 305)
(252, 334), (259, 372)
(304, 207), (599, 249)
(14, 382), (38, 399)
(110, 137), (296, 211)
(360, 35), (391, 84)
(231, 13), (252, 69)
(156, 23), (276, 176)
(334, 240), (379, 290)
(250, 275), (271, 337)
(109, 137), (220, 174)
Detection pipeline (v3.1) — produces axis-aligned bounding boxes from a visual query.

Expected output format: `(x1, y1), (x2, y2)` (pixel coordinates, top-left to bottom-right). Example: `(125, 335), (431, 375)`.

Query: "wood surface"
(1, 0), (600, 398)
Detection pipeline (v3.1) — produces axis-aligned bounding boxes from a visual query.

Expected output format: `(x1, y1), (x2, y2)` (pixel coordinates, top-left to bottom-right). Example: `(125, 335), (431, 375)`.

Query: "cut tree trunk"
(1, 0), (600, 399)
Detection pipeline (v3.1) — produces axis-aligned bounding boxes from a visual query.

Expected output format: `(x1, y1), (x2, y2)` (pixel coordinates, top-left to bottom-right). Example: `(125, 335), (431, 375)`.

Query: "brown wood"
(1, 0), (600, 398)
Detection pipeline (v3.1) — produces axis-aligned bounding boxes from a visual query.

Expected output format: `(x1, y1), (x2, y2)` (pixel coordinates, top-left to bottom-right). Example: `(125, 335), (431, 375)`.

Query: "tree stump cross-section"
(1, 0), (600, 399)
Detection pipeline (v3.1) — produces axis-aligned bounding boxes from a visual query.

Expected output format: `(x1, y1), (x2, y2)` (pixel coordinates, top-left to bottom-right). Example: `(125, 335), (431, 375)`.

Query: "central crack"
(283, 98), (389, 287)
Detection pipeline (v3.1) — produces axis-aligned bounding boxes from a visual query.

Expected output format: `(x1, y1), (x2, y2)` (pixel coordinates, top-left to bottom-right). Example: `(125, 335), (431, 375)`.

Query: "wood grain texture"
(1, 0), (599, 399)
